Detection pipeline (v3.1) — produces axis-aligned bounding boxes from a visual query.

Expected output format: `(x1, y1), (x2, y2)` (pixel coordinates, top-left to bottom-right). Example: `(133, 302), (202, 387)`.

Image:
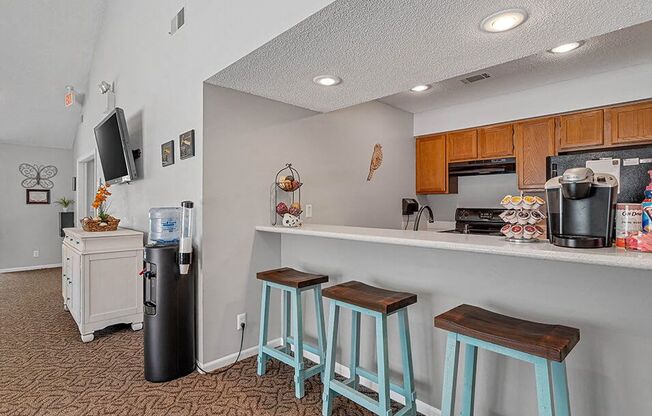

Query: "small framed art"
(161, 140), (175, 167)
(179, 130), (195, 160)
(26, 189), (50, 204)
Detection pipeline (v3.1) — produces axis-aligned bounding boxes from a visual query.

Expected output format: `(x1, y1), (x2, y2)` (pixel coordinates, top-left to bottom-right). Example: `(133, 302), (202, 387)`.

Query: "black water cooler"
(143, 244), (195, 382)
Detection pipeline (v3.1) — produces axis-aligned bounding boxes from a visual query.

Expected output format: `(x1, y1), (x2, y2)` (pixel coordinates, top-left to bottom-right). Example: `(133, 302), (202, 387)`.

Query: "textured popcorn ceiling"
(380, 21), (652, 113)
(207, 0), (652, 113)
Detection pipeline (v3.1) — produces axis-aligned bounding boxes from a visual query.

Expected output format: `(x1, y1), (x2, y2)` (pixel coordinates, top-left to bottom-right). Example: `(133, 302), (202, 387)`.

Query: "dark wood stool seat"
(256, 267), (328, 288)
(435, 304), (580, 362)
(322, 280), (417, 314)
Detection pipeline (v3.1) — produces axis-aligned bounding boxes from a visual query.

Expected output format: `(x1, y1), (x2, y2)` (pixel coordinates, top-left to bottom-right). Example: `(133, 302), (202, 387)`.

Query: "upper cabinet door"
(478, 124), (514, 159)
(606, 101), (652, 145)
(416, 134), (448, 194)
(447, 130), (478, 162)
(515, 117), (556, 190)
(558, 110), (604, 151)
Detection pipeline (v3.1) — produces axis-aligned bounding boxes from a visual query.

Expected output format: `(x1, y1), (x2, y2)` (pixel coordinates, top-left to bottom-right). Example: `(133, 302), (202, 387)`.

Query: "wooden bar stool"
(435, 304), (580, 416)
(257, 267), (329, 398)
(321, 281), (418, 416)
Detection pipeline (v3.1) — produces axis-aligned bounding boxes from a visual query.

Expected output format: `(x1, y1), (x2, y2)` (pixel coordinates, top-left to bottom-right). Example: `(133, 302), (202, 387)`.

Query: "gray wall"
(0, 144), (73, 270)
(280, 233), (652, 416)
(202, 84), (415, 364)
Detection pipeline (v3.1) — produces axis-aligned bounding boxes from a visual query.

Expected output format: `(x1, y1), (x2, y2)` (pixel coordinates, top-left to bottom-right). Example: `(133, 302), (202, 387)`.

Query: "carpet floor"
(0, 268), (411, 416)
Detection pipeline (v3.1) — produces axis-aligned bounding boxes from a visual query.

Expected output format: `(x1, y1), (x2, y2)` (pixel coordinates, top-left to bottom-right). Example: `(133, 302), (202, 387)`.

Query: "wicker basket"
(80, 216), (120, 232)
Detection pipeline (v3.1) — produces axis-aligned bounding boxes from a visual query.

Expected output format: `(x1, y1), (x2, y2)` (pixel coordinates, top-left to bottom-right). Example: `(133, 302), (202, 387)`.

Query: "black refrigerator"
(547, 146), (652, 203)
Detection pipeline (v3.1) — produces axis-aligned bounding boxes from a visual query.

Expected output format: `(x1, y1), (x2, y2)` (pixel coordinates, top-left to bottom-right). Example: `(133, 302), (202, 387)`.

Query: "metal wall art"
(367, 143), (383, 181)
(19, 163), (58, 189)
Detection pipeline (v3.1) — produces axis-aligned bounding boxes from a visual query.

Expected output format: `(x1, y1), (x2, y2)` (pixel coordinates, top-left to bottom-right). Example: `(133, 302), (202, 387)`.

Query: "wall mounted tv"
(94, 107), (138, 185)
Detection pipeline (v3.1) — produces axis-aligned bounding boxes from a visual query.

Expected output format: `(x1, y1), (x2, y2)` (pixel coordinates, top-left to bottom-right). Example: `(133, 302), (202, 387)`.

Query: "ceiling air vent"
(170, 7), (185, 35)
(460, 73), (491, 84)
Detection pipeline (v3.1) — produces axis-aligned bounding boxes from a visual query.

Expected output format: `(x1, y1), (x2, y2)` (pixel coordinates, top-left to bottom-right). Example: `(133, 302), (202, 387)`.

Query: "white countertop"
(256, 223), (652, 270)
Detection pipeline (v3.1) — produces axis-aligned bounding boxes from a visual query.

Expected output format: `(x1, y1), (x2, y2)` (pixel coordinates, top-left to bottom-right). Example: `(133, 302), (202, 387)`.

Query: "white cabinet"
(62, 228), (144, 342)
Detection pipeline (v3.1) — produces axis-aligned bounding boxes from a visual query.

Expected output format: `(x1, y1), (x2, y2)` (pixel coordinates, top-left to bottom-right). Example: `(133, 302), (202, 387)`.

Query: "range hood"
(448, 157), (516, 176)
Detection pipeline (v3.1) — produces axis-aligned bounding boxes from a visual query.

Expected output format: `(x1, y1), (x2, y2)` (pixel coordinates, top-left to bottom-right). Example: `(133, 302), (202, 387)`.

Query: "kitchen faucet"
(414, 205), (434, 231)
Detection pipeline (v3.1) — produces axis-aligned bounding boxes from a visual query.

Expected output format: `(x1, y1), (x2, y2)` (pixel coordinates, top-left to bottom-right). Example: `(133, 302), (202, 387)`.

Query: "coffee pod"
(503, 210), (517, 224)
(501, 224), (513, 238)
(510, 196), (523, 209)
(530, 210), (544, 224)
(523, 225), (536, 239)
(511, 224), (523, 238)
(535, 225), (545, 238)
(517, 210), (531, 225)
(501, 195), (513, 209)
(533, 196), (545, 210)
(523, 196), (536, 209)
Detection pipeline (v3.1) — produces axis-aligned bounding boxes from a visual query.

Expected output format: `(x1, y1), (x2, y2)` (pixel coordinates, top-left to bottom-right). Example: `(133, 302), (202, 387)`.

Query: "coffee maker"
(545, 167), (618, 248)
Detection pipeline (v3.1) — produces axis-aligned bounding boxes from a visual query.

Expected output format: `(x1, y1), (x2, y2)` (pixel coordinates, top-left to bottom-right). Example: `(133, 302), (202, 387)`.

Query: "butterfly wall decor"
(18, 163), (58, 189)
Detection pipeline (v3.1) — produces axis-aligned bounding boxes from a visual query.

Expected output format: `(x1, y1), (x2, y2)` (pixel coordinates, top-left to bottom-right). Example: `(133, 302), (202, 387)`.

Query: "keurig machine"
(545, 168), (618, 248)
(143, 201), (195, 382)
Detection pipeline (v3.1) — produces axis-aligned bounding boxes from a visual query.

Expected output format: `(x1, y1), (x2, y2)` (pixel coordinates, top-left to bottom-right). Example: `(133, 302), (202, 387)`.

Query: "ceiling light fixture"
(313, 75), (342, 87)
(549, 41), (584, 54)
(480, 9), (528, 33)
(410, 84), (431, 93)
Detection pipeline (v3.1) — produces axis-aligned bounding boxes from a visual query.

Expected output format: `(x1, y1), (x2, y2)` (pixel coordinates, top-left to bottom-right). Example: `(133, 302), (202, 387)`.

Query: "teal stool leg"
(461, 344), (477, 416)
(291, 288), (305, 398)
(398, 308), (416, 415)
(349, 310), (361, 389)
(322, 301), (340, 416)
(257, 282), (271, 376)
(551, 360), (571, 416)
(314, 286), (327, 379)
(282, 290), (292, 353)
(441, 332), (460, 416)
(534, 358), (554, 416)
(375, 313), (391, 416)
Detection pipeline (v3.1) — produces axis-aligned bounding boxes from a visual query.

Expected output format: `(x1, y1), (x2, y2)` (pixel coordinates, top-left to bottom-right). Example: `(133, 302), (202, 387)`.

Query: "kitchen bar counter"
(256, 224), (652, 270)
(255, 223), (652, 415)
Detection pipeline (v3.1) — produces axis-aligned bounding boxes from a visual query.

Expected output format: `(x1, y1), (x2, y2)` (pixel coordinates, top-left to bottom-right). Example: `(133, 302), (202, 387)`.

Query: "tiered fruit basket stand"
(270, 163), (303, 226)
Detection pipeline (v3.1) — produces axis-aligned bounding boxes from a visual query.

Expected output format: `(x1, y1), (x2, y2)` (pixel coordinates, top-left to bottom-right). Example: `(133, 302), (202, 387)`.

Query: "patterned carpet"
(0, 268), (411, 416)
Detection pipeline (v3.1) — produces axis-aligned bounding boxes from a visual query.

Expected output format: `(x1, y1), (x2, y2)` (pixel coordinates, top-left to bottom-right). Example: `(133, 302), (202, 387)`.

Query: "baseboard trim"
(0, 263), (62, 274)
(301, 348), (441, 416)
(199, 338), (441, 416)
(197, 337), (283, 373)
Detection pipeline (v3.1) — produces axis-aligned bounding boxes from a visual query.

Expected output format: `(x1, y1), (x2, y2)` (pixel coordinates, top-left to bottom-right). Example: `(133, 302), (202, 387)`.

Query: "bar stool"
(435, 304), (580, 416)
(256, 267), (328, 399)
(321, 281), (418, 416)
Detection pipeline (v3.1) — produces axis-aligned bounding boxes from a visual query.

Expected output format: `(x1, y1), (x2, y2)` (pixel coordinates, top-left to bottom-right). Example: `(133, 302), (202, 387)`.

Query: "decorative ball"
(291, 180), (300, 190)
(276, 202), (289, 215)
(289, 206), (301, 216)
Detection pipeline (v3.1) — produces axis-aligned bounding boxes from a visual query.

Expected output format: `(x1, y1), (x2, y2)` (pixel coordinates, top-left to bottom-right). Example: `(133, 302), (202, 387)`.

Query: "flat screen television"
(94, 107), (137, 185)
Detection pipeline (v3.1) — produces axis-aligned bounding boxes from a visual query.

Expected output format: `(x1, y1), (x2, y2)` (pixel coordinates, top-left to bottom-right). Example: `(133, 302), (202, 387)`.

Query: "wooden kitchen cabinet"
(447, 130), (478, 162)
(514, 117), (556, 190)
(416, 134), (454, 194)
(478, 124), (514, 158)
(605, 101), (652, 145)
(558, 109), (604, 150)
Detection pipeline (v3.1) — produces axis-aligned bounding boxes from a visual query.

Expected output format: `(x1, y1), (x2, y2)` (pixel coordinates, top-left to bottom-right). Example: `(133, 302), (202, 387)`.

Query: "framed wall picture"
(179, 129), (195, 160)
(26, 189), (50, 204)
(161, 140), (175, 167)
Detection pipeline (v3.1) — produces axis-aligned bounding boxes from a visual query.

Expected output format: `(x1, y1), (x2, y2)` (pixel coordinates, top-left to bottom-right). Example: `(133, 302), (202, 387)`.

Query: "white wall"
(72, 0), (334, 362)
(414, 62), (652, 218)
(0, 144), (73, 270)
(202, 85), (415, 365)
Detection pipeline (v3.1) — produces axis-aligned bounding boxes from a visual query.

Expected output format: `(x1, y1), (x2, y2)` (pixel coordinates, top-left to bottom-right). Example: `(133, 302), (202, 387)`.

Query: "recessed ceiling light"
(549, 41), (584, 54)
(410, 84), (431, 93)
(313, 75), (342, 87)
(480, 9), (528, 33)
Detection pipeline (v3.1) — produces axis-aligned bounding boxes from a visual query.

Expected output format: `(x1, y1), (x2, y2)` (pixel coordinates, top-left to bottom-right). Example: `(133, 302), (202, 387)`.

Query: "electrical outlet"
(33, 250), (39, 258)
(305, 204), (313, 218)
(237, 313), (246, 330)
